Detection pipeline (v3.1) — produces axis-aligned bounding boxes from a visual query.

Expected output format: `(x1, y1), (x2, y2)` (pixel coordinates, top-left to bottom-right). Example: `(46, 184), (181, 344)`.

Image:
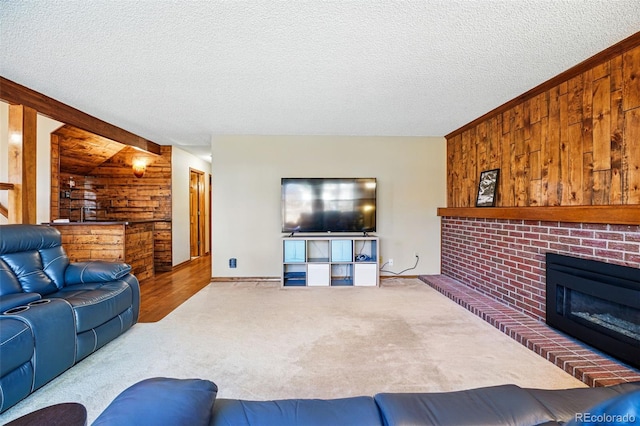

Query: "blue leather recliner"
(0, 224), (140, 413)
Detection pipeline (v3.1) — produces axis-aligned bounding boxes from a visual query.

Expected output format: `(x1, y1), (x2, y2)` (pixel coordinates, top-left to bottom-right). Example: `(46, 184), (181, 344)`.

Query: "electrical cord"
(379, 255), (420, 275)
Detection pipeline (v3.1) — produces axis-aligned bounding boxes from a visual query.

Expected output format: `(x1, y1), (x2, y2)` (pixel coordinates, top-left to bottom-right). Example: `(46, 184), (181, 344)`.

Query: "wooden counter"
(49, 221), (155, 281)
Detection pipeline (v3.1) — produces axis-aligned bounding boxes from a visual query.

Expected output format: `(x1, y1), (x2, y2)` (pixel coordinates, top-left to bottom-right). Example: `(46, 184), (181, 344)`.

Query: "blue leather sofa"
(91, 377), (640, 426)
(0, 224), (140, 413)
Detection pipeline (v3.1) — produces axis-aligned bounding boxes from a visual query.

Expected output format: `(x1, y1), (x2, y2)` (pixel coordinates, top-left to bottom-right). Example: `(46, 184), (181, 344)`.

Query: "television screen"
(281, 178), (377, 233)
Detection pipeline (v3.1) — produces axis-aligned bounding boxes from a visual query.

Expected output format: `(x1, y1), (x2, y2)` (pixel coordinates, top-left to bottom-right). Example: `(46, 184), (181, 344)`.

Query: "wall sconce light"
(9, 132), (22, 144)
(132, 159), (146, 178)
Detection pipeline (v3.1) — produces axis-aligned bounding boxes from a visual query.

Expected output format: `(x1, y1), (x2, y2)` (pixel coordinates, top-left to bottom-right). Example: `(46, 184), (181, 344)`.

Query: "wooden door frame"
(189, 168), (206, 258)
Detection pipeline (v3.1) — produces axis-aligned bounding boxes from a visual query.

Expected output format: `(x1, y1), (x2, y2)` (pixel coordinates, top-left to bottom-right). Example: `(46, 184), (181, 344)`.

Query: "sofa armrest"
(93, 378), (217, 426)
(64, 261), (132, 285)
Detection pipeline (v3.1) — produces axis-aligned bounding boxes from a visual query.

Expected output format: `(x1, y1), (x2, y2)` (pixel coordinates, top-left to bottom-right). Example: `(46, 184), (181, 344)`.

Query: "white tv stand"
(282, 235), (379, 287)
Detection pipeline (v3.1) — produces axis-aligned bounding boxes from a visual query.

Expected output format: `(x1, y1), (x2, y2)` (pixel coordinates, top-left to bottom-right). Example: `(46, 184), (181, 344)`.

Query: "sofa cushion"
(375, 385), (556, 426)
(0, 318), (33, 376)
(211, 396), (383, 426)
(49, 281), (133, 333)
(0, 225), (61, 255)
(39, 246), (70, 288)
(0, 251), (58, 295)
(565, 388), (640, 425)
(92, 378), (217, 426)
(0, 258), (22, 296)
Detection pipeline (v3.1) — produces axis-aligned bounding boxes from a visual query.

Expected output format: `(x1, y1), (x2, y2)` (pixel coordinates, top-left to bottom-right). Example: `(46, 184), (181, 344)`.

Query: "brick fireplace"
(420, 216), (640, 386)
(440, 217), (640, 321)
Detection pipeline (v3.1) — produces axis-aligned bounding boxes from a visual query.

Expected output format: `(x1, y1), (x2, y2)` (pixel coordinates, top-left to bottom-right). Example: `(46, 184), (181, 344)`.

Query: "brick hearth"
(420, 274), (640, 387)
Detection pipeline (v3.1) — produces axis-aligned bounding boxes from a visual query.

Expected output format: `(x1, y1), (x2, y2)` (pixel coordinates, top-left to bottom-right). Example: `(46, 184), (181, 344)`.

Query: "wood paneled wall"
(446, 36), (640, 208)
(52, 132), (174, 271)
(89, 145), (173, 271)
(88, 146), (171, 222)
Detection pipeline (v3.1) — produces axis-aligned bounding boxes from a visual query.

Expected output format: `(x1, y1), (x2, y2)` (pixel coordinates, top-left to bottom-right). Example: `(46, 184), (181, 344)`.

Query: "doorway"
(189, 169), (206, 258)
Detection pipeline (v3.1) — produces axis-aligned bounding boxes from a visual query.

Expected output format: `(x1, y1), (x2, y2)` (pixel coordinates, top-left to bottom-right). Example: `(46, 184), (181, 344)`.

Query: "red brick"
(595, 249), (625, 260)
(624, 253), (640, 265)
(570, 229), (595, 238)
(626, 232), (640, 243)
(595, 231), (624, 241)
(582, 239), (607, 248)
(608, 241), (639, 252)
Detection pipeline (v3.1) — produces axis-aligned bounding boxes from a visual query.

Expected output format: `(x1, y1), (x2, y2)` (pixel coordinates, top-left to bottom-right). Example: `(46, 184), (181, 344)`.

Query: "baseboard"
(381, 275), (419, 279)
(210, 275), (419, 282)
(210, 276), (280, 282)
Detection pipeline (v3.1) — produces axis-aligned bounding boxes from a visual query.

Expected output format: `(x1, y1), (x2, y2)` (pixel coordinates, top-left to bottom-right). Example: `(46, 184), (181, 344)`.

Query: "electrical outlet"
(389, 258), (394, 266)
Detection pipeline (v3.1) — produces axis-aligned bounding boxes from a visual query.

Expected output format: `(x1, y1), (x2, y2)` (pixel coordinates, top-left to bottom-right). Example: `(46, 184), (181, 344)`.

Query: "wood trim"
(0, 203), (7, 218)
(437, 206), (640, 225)
(210, 277), (281, 282)
(0, 183), (14, 190)
(8, 104), (37, 224)
(0, 77), (161, 155)
(381, 275), (419, 280)
(446, 31), (640, 139)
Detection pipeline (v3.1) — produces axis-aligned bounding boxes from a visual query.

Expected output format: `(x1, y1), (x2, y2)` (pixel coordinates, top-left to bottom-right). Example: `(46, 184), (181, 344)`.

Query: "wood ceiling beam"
(0, 76), (161, 155)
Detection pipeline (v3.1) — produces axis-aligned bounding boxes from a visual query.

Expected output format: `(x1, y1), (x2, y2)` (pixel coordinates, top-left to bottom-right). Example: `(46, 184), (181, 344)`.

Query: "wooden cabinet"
(282, 236), (379, 287)
(50, 221), (155, 281)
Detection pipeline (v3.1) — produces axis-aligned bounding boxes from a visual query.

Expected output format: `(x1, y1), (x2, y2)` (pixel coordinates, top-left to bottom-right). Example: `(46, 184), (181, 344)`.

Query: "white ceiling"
(1, 1), (639, 161)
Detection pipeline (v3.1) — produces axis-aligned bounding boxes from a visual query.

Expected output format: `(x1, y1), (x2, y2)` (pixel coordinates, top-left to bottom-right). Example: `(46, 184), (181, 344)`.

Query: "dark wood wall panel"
(89, 145), (173, 271)
(446, 40), (640, 208)
(51, 131), (173, 271)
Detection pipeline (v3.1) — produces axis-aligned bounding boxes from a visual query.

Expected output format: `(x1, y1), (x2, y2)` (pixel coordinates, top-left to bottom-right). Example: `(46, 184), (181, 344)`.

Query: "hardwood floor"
(138, 254), (212, 322)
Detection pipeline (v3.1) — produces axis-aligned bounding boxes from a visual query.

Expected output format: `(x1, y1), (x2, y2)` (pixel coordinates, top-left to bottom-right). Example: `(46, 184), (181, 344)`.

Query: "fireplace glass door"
(557, 287), (640, 346)
(546, 253), (640, 369)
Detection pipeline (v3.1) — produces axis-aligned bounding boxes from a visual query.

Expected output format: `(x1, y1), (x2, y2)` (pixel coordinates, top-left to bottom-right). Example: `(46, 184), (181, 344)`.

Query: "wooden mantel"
(437, 205), (640, 226)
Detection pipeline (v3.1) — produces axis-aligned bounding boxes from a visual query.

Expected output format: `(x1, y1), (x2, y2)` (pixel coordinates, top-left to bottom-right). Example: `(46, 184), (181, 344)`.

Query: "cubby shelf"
(282, 236), (379, 287)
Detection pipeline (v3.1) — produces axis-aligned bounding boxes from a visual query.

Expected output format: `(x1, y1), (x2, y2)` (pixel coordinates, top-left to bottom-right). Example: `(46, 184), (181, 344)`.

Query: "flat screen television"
(281, 178), (377, 234)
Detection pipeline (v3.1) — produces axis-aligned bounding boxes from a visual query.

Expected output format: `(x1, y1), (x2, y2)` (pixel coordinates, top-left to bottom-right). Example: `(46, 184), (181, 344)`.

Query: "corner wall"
(211, 135), (446, 278)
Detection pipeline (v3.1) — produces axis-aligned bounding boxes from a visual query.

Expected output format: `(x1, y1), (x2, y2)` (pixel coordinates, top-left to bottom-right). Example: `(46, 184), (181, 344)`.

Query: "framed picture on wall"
(476, 169), (499, 207)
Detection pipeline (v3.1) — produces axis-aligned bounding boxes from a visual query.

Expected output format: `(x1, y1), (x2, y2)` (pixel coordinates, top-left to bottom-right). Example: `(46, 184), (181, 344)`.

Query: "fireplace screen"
(559, 288), (640, 344)
(546, 253), (640, 369)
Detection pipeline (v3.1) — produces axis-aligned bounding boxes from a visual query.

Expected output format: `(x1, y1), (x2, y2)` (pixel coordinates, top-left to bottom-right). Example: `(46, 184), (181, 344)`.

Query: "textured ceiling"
(1, 1), (639, 161)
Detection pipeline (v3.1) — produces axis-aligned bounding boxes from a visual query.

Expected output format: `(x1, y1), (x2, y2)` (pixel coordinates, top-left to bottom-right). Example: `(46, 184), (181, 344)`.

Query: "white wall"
(36, 115), (63, 224)
(211, 135), (446, 278)
(0, 101), (63, 224)
(172, 146), (211, 266)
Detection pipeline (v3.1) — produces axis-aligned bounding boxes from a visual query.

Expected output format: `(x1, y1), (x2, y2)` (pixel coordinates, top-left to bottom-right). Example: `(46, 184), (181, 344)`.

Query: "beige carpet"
(0, 278), (585, 424)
